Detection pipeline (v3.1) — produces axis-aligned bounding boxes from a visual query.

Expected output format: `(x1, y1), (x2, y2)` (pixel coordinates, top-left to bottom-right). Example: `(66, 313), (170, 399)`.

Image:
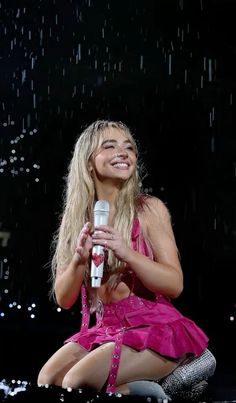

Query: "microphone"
(91, 200), (110, 288)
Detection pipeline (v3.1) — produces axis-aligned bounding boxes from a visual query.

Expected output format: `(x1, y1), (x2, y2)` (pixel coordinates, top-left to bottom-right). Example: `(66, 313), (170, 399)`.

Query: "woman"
(37, 120), (209, 396)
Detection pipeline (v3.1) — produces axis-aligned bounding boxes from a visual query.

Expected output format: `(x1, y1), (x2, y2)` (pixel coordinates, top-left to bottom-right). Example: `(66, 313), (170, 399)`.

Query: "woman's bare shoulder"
(139, 194), (171, 221)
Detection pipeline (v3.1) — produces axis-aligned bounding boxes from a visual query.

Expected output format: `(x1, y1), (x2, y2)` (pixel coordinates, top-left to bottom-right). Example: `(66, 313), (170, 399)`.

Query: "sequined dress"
(64, 218), (209, 393)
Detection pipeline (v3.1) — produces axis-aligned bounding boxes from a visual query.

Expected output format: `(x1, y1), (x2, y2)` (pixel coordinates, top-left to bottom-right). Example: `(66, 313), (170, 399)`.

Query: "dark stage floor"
(0, 378), (236, 403)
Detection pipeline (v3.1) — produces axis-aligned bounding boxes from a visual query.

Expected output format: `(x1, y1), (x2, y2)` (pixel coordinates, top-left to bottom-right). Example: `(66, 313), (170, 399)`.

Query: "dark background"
(0, 0), (235, 398)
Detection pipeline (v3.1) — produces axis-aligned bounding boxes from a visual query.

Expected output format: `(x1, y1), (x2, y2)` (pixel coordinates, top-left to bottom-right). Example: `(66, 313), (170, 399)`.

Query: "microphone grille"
(94, 200), (109, 213)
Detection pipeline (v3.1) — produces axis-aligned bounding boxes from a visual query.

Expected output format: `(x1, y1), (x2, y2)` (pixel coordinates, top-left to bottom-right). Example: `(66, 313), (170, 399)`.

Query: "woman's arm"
(54, 222), (92, 309)
(126, 197), (183, 298)
(124, 244), (183, 298)
(92, 198), (183, 299)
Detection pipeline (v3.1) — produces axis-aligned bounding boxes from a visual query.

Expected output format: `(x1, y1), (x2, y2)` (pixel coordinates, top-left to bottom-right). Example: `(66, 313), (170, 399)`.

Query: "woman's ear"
(88, 160), (93, 173)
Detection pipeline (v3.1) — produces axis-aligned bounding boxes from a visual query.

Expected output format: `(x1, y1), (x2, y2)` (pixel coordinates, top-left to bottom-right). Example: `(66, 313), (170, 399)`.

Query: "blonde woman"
(37, 120), (209, 397)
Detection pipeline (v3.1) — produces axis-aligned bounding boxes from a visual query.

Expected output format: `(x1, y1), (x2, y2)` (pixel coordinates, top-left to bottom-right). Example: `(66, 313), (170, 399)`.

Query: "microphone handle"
(91, 244), (105, 288)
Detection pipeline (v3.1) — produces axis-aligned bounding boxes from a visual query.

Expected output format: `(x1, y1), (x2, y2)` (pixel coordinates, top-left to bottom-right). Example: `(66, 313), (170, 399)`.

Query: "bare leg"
(37, 342), (89, 387)
(62, 342), (179, 391)
(117, 347), (179, 385)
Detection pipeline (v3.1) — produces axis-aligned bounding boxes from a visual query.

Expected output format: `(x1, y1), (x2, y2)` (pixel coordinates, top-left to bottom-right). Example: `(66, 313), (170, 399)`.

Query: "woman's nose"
(115, 147), (128, 157)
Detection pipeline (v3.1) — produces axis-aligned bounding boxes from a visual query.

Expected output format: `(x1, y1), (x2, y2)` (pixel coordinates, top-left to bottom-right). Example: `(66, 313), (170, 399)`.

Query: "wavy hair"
(50, 120), (145, 304)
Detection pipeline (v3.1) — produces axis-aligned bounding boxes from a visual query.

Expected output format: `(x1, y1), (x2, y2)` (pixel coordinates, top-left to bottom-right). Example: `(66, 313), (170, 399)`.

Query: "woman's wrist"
(71, 252), (87, 270)
(72, 252), (81, 264)
(123, 247), (136, 266)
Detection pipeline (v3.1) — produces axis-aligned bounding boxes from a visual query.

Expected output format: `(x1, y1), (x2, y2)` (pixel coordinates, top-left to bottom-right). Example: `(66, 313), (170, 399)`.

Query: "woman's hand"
(92, 225), (131, 262)
(74, 222), (93, 264)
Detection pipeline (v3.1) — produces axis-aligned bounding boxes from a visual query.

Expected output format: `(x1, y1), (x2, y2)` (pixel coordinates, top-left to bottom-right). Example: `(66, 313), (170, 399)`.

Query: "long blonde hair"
(50, 120), (145, 302)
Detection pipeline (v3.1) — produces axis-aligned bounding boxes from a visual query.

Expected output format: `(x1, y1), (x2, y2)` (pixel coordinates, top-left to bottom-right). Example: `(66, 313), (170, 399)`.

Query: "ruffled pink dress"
(64, 218), (209, 393)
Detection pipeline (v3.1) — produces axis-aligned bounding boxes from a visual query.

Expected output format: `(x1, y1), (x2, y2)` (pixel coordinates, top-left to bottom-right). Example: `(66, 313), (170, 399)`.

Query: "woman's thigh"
(37, 342), (89, 386)
(62, 342), (179, 391)
(117, 346), (179, 385)
(62, 342), (114, 390)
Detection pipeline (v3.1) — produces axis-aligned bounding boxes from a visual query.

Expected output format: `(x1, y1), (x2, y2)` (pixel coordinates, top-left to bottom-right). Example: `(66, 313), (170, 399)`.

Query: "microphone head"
(94, 200), (110, 214)
(93, 200), (109, 227)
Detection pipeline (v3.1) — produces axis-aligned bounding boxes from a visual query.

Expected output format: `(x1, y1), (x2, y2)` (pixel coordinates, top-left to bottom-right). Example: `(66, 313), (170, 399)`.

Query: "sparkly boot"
(160, 348), (216, 401)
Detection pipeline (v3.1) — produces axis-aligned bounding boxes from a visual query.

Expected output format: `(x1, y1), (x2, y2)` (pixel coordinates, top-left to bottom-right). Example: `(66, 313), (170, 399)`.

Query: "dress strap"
(106, 329), (124, 393)
(131, 216), (153, 259)
(80, 284), (90, 332)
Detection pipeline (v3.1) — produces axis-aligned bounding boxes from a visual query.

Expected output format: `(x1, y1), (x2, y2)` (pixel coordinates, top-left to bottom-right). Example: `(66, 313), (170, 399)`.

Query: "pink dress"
(64, 218), (209, 393)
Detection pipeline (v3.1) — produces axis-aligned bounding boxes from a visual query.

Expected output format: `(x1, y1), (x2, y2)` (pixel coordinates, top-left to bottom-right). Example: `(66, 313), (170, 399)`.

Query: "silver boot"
(160, 348), (216, 400)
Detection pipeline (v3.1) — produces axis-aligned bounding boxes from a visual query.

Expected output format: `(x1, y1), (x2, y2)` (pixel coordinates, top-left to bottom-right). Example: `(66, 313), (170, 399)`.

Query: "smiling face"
(90, 127), (137, 187)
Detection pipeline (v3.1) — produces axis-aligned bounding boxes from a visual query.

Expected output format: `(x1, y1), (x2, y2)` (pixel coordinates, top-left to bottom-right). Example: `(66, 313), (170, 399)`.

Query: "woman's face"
(90, 128), (137, 185)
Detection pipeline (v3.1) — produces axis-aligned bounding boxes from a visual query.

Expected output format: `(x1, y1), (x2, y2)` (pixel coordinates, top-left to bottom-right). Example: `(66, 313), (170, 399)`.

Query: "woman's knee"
(37, 361), (64, 387)
(62, 372), (93, 391)
(37, 366), (55, 386)
(62, 342), (115, 391)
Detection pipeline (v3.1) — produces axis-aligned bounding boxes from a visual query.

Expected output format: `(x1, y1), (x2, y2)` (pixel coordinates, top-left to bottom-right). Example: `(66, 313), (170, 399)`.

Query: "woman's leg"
(37, 342), (89, 387)
(61, 342), (179, 392)
(116, 347), (180, 396)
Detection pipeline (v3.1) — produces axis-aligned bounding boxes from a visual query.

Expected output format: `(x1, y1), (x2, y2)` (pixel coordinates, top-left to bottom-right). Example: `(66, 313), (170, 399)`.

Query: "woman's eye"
(125, 146), (134, 152)
(104, 145), (114, 149)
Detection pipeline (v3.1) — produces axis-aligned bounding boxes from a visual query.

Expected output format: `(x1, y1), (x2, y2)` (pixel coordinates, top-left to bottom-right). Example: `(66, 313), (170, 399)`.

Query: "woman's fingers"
(93, 225), (117, 239)
(92, 225), (129, 261)
(75, 222), (93, 258)
(77, 222), (92, 243)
